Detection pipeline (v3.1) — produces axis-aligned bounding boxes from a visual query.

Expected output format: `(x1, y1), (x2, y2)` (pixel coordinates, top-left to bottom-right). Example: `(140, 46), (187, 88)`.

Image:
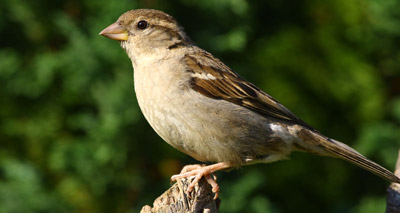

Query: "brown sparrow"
(100, 9), (400, 199)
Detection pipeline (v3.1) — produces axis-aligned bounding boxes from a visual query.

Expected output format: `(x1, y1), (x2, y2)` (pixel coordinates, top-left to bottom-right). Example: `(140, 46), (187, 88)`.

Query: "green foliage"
(1, 0), (400, 212)
(354, 196), (386, 213)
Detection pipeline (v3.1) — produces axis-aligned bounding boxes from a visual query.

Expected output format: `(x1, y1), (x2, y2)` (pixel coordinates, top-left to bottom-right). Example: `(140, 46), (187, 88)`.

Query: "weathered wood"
(140, 177), (220, 213)
(386, 149), (400, 213)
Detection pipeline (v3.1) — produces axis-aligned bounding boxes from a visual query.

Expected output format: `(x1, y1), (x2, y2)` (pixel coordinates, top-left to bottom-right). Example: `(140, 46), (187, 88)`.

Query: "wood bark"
(140, 177), (219, 213)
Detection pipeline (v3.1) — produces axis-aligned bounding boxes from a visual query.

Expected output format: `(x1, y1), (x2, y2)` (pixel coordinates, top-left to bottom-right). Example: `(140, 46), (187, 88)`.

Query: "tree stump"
(140, 177), (220, 213)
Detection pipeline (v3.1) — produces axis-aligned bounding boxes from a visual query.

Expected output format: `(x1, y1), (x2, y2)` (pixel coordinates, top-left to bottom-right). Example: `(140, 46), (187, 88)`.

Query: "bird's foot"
(171, 162), (230, 200)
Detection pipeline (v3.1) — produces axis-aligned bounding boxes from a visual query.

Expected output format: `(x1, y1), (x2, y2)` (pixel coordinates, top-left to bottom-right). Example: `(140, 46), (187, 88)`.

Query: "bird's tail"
(297, 128), (400, 183)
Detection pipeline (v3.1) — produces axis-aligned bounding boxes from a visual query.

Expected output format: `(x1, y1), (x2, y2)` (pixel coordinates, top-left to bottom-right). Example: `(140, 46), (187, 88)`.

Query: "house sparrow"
(100, 9), (400, 199)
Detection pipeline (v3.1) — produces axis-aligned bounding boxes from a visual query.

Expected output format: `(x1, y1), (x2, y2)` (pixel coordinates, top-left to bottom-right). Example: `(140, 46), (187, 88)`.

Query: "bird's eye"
(137, 20), (148, 29)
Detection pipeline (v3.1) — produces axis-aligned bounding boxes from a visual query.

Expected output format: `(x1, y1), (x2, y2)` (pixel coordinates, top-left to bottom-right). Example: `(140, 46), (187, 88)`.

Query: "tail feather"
(297, 128), (400, 183)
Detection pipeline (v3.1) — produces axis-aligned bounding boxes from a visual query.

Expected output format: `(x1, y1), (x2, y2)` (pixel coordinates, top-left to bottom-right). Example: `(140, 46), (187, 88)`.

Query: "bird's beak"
(99, 22), (128, 41)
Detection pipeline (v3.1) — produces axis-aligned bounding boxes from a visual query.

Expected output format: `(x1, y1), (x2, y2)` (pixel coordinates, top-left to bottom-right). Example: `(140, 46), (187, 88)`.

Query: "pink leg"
(171, 162), (231, 199)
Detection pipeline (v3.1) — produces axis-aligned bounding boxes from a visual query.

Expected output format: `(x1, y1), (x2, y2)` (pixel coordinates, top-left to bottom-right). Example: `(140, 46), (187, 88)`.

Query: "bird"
(99, 9), (400, 199)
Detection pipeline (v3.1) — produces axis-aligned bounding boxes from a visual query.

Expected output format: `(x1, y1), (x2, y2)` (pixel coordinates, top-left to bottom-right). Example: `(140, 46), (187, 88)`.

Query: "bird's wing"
(184, 50), (313, 129)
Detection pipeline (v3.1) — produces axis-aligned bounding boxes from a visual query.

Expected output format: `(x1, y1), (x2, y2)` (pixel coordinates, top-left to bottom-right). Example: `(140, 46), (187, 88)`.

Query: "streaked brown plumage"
(100, 9), (400, 199)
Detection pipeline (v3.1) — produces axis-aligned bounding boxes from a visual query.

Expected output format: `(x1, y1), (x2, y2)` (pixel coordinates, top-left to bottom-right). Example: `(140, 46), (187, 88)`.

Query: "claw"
(170, 162), (230, 199)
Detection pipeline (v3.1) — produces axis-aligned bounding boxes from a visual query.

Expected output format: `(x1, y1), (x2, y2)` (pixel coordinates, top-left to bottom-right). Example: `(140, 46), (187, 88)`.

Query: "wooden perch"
(386, 149), (400, 213)
(140, 177), (220, 213)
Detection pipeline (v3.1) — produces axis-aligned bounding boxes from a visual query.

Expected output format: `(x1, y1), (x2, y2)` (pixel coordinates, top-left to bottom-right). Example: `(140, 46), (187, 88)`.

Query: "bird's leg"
(171, 162), (230, 199)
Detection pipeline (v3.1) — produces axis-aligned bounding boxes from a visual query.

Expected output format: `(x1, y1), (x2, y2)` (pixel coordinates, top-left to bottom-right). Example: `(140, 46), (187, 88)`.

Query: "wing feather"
(185, 50), (313, 129)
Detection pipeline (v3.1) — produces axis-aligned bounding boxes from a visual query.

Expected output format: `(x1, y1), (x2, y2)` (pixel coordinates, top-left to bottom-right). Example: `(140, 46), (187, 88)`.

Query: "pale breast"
(133, 55), (194, 152)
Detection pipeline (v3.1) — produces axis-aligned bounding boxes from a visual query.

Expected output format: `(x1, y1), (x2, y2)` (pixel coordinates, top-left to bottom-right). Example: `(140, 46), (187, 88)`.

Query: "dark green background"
(1, 0), (400, 212)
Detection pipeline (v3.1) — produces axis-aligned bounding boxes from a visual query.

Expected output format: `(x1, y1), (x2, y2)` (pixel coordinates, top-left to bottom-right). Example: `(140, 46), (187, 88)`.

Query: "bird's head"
(100, 9), (192, 63)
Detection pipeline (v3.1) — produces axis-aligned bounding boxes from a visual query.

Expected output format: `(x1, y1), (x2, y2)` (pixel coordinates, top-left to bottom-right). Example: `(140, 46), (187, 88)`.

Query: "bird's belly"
(137, 85), (297, 165)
